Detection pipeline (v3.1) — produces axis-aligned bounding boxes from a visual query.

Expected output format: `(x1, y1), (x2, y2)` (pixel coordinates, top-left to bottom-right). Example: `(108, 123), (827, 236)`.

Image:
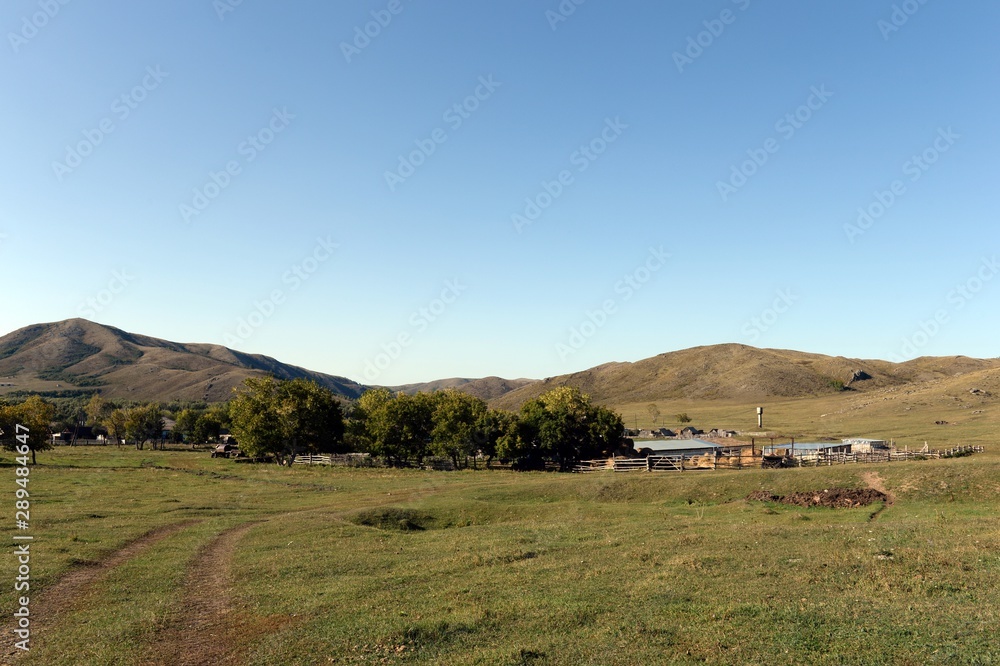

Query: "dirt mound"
(747, 488), (888, 508)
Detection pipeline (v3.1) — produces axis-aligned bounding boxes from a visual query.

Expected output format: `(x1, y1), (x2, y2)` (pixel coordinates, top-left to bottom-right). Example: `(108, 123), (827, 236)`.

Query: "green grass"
(618, 388), (1000, 448)
(4, 446), (1000, 664)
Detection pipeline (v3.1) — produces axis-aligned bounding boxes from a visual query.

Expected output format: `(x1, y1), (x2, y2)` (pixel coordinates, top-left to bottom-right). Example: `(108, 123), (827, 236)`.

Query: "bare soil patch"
(0, 520), (198, 661)
(860, 471), (895, 520)
(747, 488), (889, 508)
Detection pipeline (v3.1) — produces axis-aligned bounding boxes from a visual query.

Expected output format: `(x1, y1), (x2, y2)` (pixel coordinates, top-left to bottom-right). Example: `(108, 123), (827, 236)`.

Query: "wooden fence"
(292, 453), (375, 466)
(781, 445), (984, 467)
(573, 445), (984, 474)
(289, 445), (984, 472)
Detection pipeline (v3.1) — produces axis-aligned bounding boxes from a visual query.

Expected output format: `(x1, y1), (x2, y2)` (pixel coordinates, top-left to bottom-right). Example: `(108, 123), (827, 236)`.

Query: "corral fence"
(290, 453), (498, 471)
(292, 453), (378, 467)
(573, 445), (985, 473)
(777, 445), (984, 467)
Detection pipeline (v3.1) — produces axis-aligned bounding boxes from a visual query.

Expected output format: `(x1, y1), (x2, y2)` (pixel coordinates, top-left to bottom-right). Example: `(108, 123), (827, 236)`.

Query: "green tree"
(589, 404), (626, 455)
(125, 403), (164, 450)
(207, 402), (231, 430)
(193, 413), (223, 444)
(675, 412), (692, 424)
(0, 396), (57, 464)
(106, 408), (127, 447)
(430, 390), (487, 468)
(174, 408), (201, 443)
(345, 388), (394, 453)
(474, 408), (518, 468)
(381, 392), (435, 465)
(351, 390), (436, 466)
(229, 377), (284, 460)
(85, 394), (110, 427)
(52, 397), (87, 436)
(501, 387), (627, 471)
(275, 378), (345, 457)
(229, 377), (344, 464)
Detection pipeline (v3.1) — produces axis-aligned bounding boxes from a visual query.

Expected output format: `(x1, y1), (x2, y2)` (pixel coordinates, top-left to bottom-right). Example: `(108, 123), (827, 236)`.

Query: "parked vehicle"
(211, 443), (242, 458)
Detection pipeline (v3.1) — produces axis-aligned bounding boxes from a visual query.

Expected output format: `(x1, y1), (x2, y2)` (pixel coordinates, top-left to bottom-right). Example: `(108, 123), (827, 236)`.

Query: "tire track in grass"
(147, 521), (271, 666)
(0, 520), (200, 661)
(146, 495), (445, 664)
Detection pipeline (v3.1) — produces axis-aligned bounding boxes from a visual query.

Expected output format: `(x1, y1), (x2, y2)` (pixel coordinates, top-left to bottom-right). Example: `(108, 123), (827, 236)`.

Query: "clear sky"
(2, 1), (998, 385)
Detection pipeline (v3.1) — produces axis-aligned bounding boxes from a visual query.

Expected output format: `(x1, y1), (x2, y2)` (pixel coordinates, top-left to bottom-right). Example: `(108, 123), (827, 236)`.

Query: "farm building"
(841, 437), (888, 453)
(638, 439), (723, 457)
(635, 428), (677, 439)
(763, 442), (851, 459)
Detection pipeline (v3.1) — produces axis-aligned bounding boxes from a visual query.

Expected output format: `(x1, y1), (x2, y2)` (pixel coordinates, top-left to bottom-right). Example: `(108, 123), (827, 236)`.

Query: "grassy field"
(616, 378), (1000, 447)
(2, 446), (999, 665)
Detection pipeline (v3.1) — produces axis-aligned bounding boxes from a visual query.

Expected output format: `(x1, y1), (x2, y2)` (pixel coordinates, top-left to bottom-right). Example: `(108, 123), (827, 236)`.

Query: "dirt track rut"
(0, 521), (198, 661)
(146, 521), (262, 666)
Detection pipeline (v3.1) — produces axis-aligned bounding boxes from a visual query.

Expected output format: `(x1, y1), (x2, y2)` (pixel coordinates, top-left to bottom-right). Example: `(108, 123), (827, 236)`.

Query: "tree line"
(2, 377), (630, 471)
(231, 378), (627, 470)
(0, 393), (232, 459)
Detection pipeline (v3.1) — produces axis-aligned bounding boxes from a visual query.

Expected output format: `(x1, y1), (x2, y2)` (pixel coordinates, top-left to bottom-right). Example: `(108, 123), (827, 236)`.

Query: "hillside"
(2, 321), (998, 421)
(492, 344), (1000, 410)
(390, 376), (535, 401)
(0, 319), (364, 403)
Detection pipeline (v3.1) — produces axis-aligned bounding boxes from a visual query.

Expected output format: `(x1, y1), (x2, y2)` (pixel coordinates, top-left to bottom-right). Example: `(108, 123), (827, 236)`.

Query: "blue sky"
(2, 1), (998, 385)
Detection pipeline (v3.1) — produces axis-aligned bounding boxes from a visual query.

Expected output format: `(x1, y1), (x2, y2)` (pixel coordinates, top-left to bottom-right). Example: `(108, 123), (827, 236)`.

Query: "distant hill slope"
(0, 319), (364, 403)
(3, 321), (997, 411)
(491, 344), (1000, 410)
(390, 376), (535, 401)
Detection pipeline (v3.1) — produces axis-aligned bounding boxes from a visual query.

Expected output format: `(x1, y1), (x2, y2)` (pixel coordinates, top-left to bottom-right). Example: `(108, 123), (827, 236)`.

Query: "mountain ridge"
(0, 319), (364, 402)
(1, 320), (997, 409)
(491, 343), (1000, 409)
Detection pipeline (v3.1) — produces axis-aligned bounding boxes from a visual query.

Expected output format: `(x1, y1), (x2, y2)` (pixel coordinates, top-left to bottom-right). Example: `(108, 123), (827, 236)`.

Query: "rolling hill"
(0, 319), (364, 403)
(1, 319), (998, 440)
(491, 344), (1000, 410)
(389, 376), (535, 401)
